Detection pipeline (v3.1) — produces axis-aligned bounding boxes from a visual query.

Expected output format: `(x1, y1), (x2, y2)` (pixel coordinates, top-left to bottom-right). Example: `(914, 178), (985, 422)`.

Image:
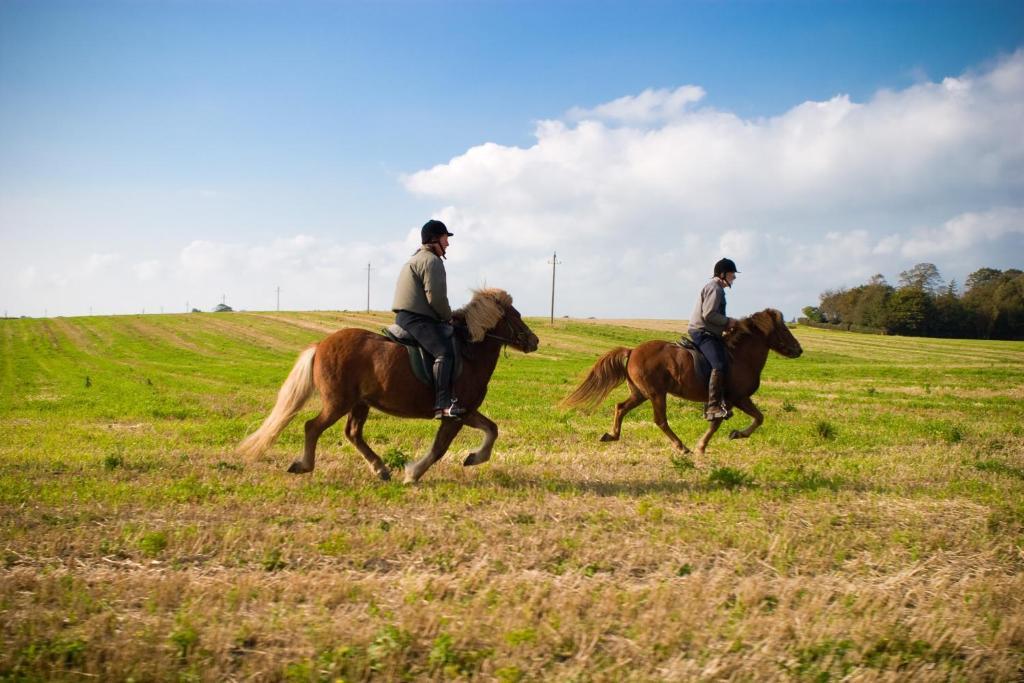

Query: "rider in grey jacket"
(688, 258), (739, 420)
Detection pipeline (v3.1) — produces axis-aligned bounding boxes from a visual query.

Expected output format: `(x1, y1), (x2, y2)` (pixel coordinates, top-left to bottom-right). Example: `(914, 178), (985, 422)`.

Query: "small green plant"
(676, 563), (694, 577)
(261, 548), (286, 571)
(84, 376), (91, 388)
(782, 399), (796, 412)
(103, 453), (124, 470)
(815, 420), (837, 440)
(670, 452), (695, 473)
(708, 467), (754, 489)
(382, 448), (409, 470)
(138, 531), (167, 557)
(944, 424), (964, 444)
(170, 621), (199, 660)
(367, 625), (412, 672)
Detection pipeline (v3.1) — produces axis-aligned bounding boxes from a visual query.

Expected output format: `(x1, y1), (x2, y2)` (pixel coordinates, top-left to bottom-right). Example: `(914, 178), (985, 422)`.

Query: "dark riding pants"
(690, 329), (728, 373)
(395, 310), (457, 410)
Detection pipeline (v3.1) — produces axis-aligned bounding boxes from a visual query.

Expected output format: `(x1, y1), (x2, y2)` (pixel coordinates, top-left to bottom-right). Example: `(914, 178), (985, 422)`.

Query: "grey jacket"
(688, 277), (730, 336)
(392, 246), (452, 321)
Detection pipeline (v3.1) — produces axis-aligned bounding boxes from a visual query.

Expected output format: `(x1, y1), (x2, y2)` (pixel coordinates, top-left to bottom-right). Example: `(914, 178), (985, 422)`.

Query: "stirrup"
(434, 399), (467, 420)
(704, 403), (732, 421)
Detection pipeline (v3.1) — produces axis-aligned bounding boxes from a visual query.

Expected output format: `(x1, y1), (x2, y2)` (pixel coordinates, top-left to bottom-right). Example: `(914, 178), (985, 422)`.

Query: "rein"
(484, 319), (523, 348)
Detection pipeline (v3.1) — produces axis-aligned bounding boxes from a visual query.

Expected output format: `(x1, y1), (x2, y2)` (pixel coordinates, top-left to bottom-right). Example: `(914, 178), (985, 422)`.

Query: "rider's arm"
(422, 257), (452, 321)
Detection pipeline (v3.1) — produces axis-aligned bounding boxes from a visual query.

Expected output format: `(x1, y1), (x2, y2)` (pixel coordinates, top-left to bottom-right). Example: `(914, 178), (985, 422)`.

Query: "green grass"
(1, 312), (1023, 681)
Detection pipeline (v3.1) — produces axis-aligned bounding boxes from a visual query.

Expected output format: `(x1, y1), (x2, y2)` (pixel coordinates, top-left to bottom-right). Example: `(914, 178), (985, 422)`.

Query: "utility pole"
(548, 251), (562, 325)
(276, 286), (280, 312)
(366, 263), (372, 313)
(186, 300), (189, 313)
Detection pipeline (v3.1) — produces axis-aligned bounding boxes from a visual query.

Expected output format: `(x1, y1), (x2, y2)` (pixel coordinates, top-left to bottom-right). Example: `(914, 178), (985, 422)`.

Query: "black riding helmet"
(421, 219), (454, 244)
(714, 258), (739, 278)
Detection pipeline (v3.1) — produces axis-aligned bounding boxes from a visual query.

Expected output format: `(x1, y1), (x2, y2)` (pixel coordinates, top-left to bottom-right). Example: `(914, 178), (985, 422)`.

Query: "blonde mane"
(455, 288), (513, 342)
(725, 308), (784, 348)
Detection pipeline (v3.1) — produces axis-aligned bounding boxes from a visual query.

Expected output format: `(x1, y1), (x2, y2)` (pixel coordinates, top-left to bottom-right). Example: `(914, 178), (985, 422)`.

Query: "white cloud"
(567, 85), (707, 124)
(85, 253), (120, 273)
(897, 207), (1024, 259)
(133, 260), (162, 281)
(402, 50), (1024, 318)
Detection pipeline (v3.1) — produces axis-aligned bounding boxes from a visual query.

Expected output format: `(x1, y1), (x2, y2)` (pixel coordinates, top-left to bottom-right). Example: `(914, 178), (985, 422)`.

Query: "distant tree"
(819, 288), (859, 323)
(933, 282), (970, 338)
(213, 303), (234, 313)
(852, 278), (893, 329)
(898, 263), (944, 295)
(962, 268), (1024, 339)
(190, 308), (202, 313)
(965, 267), (1002, 293)
(885, 287), (934, 336)
(802, 306), (824, 323)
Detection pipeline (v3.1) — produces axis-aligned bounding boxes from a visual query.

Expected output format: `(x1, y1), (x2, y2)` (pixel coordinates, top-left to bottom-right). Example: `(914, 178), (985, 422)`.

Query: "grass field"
(1, 310), (1023, 681)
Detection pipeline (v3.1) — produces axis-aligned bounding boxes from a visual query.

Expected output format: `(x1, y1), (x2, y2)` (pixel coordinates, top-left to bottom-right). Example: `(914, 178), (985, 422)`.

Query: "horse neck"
(464, 335), (504, 378)
(733, 332), (770, 372)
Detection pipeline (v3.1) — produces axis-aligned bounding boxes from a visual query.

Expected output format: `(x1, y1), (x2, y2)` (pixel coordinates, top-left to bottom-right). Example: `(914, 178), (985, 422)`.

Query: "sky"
(2, 0), (1023, 320)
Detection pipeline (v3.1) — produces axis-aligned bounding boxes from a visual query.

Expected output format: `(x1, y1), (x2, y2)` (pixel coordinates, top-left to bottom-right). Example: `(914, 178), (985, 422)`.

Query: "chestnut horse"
(238, 289), (539, 483)
(562, 309), (802, 457)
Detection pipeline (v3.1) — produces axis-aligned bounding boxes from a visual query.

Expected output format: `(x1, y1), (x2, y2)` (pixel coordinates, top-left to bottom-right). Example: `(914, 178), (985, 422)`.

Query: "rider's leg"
(395, 312), (463, 418)
(693, 330), (731, 421)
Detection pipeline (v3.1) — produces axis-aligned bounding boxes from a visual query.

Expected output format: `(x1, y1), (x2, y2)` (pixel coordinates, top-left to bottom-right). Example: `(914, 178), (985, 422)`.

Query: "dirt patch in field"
(245, 313), (340, 336)
(568, 318), (688, 333)
(118, 317), (211, 355)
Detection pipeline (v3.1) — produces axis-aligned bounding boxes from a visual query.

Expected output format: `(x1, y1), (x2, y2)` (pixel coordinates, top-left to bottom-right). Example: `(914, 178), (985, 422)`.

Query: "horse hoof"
(599, 433), (618, 442)
(287, 462), (310, 474)
(403, 465), (419, 485)
(464, 452), (488, 467)
(377, 468), (391, 481)
(728, 430), (741, 440)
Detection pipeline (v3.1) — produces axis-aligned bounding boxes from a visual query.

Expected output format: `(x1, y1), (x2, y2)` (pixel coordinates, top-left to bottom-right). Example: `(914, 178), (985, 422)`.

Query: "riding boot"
(704, 369), (732, 421)
(432, 357), (465, 419)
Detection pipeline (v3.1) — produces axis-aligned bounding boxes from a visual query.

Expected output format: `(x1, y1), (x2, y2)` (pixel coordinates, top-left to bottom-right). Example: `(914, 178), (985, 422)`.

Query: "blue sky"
(2, 1), (1023, 318)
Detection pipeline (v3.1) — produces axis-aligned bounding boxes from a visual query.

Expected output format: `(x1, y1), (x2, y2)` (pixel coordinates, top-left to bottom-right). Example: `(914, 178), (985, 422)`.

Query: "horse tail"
(237, 345), (317, 458)
(561, 346), (632, 410)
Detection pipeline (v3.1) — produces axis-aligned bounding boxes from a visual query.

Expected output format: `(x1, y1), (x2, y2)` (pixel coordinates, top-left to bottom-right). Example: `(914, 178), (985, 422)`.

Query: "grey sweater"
(688, 278), (730, 336)
(392, 246), (452, 321)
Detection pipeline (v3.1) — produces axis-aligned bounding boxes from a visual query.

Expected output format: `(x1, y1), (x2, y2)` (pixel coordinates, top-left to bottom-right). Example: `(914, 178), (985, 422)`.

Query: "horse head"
(729, 308), (803, 358)
(455, 288), (540, 354)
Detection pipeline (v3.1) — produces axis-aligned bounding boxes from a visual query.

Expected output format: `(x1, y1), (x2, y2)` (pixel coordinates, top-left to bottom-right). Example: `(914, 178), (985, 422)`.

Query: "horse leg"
(728, 396), (764, 440)
(289, 405), (346, 474)
(601, 383), (647, 442)
(344, 403), (390, 481)
(404, 419), (464, 484)
(694, 418), (724, 457)
(650, 392), (691, 453)
(460, 411), (497, 466)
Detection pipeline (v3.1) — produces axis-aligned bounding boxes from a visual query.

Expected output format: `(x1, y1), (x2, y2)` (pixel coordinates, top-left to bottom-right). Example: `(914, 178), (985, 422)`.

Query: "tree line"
(800, 264), (1024, 340)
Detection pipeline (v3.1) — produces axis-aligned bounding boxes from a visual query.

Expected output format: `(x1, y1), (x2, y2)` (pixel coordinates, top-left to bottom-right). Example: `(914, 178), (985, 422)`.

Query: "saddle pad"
(381, 326), (463, 387)
(673, 336), (711, 385)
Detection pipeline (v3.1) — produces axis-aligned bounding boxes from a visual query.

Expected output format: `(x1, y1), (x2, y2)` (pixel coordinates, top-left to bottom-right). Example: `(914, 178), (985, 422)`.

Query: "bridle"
(485, 317), (529, 349)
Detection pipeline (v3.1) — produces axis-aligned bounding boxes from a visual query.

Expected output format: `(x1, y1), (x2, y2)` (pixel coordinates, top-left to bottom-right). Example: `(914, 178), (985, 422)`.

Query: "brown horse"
(238, 289), (539, 483)
(562, 309), (802, 457)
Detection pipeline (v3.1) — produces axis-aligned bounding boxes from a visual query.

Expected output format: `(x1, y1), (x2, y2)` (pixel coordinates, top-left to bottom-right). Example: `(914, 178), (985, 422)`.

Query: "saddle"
(381, 324), (463, 387)
(673, 335), (712, 384)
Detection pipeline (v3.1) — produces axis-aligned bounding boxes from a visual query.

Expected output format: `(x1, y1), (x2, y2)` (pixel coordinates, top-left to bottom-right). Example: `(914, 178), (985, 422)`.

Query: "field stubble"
(1, 312), (1023, 681)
